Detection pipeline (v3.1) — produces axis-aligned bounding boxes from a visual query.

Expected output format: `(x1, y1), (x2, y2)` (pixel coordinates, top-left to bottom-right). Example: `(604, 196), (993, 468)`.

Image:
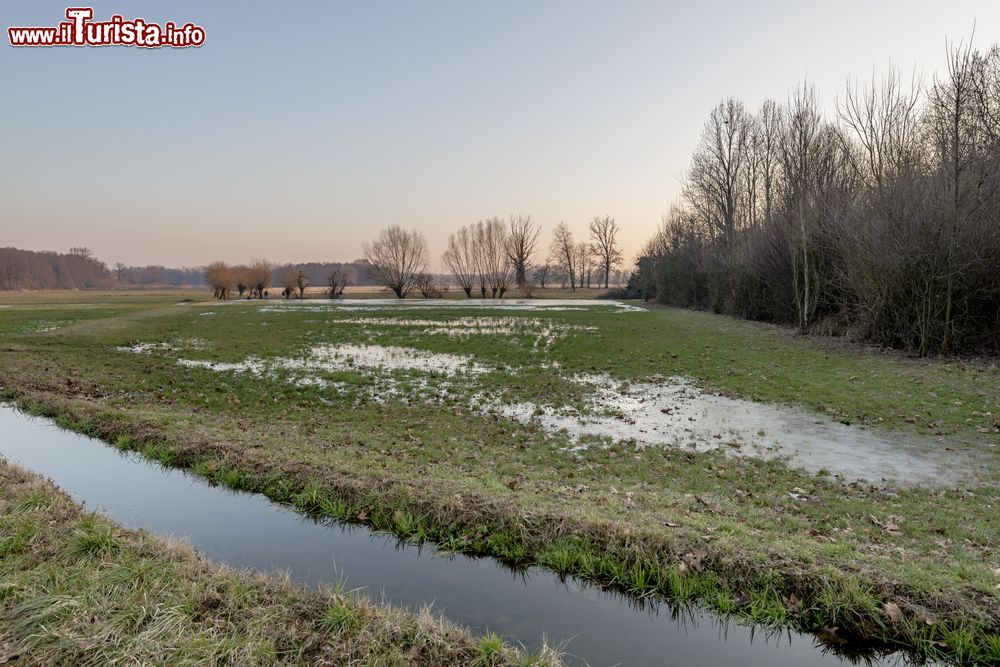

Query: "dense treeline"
(634, 40), (1000, 355)
(114, 264), (206, 286)
(0, 247), (113, 290)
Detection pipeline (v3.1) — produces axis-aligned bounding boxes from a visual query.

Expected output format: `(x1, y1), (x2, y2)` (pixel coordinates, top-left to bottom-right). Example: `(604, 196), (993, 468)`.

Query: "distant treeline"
(0, 247), (381, 291)
(114, 264), (206, 287)
(0, 247), (113, 290)
(632, 40), (1000, 355)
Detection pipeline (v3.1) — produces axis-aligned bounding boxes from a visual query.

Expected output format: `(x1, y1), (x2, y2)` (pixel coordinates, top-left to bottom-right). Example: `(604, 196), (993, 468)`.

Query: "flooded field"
(116, 300), (983, 487)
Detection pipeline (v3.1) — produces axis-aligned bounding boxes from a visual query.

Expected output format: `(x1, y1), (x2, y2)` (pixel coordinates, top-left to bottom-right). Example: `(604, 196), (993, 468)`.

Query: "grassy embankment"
(0, 460), (556, 666)
(0, 290), (998, 663)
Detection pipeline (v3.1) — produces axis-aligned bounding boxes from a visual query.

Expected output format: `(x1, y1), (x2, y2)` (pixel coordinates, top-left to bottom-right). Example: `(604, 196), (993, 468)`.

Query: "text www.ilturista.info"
(8, 7), (205, 48)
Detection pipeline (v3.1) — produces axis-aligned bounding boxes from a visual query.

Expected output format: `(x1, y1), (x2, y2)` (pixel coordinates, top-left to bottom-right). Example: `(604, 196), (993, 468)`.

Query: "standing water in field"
(0, 406), (904, 667)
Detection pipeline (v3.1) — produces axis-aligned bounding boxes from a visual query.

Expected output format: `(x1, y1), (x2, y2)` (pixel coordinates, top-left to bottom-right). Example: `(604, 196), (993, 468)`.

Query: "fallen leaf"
(818, 625), (840, 641)
(682, 549), (708, 573)
(883, 601), (902, 624)
(505, 479), (518, 490)
(782, 593), (802, 613)
(677, 561), (688, 577)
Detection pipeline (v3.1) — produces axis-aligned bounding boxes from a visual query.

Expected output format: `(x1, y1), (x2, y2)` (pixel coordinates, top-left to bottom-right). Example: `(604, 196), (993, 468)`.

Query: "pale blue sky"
(2, 1), (996, 267)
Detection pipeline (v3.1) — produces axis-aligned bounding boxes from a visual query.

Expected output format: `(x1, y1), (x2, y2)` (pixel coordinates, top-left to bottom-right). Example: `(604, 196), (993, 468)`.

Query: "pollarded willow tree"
(442, 225), (478, 298)
(473, 217), (514, 298)
(205, 261), (235, 300)
(363, 225), (429, 298)
(588, 215), (623, 288)
(505, 214), (540, 288)
(247, 258), (272, 299)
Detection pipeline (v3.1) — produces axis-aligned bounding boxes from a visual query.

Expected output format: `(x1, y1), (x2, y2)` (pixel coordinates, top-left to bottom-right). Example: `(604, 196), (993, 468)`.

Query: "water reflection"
(0, 405), (906, 667)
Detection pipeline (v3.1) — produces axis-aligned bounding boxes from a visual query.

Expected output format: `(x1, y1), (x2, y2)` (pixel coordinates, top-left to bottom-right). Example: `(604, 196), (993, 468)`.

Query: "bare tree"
(588, 215), (623, 288)
(442, 225), (477, 297)
(756, 99), (784, 228)
(233, 265), (250, 297)
(924, 38), (981, 353)
(280, 268), (298, 299)
(327, 270), (349, 299)
(781, 83), (825, 333)
(505, 215), (540, 287)
(295, 270), (309, 298)
(532, 263), (552, 289)
(205, 261), (234, 300)
(575, 241), (592, 288)
(549, 221), (577, 290)
(474, 218), (514, 298)
(363, 225), (429, 298)
(840, 66), (922, 191)
(248, 258), (272, 299)
(114, 262), (126, 282)
(685, 98), (750, 244)
(414, 272), (442, 298)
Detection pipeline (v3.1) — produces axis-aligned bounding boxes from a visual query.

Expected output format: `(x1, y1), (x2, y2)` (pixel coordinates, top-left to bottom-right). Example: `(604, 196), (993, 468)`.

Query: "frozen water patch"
(323, 316), (591, 347)
(483, 375), (979, 487)
(117, 338), (211, 354)
(174, 344), (487, 405)
(249, 298), (646, 313)
(123, 333), (974, 486)
(177, 343), (489, 380)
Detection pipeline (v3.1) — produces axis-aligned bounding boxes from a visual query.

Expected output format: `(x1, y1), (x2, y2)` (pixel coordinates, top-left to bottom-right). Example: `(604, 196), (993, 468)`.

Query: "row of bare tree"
(205, 260), (349, 300)
(362, 216), (624, 299)
(635, 39), (1000, 355)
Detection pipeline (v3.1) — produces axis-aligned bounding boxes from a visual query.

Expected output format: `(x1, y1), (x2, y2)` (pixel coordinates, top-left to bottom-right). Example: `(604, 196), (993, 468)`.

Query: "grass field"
(1, 289), (998, 664)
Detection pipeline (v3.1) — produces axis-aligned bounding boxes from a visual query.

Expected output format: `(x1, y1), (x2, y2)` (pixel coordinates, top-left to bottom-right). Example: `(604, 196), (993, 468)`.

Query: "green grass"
(0, 290), (998, 663)
(0, 460), (555, 666)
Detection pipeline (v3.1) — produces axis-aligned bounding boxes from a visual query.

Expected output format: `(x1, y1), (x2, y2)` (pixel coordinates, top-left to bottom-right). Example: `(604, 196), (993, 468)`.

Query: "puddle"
(122, 336), (981, 486)
(176, 343), (490, 378)
(244, 298), (648, 313)
(487, 374), (980, 487)
(118, 338), (210, 354)
(0, 405), (902, 667)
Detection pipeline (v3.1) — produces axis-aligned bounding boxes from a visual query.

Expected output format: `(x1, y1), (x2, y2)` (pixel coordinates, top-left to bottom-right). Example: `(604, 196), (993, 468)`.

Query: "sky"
(2, 1), (998, 269)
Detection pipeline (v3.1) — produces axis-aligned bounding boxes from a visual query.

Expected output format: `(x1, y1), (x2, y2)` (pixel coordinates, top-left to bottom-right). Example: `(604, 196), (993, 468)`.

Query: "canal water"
(0, 405), (900, 666)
